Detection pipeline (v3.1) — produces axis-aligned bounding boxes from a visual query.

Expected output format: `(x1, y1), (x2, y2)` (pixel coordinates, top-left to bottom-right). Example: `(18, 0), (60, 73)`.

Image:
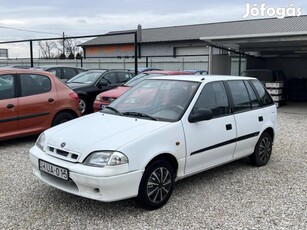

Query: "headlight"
(95, 95), (101, 101)
(84, 151), (128, 167)
(36, 133), (46, 150)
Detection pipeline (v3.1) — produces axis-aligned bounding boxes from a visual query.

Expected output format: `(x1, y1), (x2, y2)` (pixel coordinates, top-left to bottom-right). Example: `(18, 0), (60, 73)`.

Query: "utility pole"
(62, 32), (65, 55)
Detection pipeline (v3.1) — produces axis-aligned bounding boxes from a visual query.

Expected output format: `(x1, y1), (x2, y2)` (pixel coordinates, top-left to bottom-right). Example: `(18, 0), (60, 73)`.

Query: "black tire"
(137, 160), (174, 210)
(249, 132), (273, 167)
(52, 112), (75, 127)
(79, 96), (89, 115)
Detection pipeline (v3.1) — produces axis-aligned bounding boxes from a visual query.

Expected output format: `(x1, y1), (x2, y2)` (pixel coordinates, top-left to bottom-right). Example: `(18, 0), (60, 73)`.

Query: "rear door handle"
(226, 124), (232, 130)
(48, 98), (54, 103)
(7, 104), (14, 109)
(258, 116), (263, 122)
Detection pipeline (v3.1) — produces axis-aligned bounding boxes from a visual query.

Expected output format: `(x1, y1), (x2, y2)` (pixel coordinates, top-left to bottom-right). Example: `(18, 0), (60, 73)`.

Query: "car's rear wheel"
(137, 160), (174, 210)
(249, 132), (273, 166)
(52, 112), (75, 127)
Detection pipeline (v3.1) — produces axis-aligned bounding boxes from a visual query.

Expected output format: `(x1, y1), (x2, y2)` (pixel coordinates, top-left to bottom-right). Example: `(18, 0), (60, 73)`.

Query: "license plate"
(39, 160), (69, 181)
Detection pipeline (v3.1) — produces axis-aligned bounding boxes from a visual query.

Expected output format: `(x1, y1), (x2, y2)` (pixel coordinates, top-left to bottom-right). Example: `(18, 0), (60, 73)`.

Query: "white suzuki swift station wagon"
(29, 75), (278, 209)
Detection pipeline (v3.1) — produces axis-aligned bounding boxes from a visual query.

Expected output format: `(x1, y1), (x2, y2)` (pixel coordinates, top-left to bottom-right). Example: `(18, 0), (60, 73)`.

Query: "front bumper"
(93, 100), (108, 112)
(29, 145), (144, 202)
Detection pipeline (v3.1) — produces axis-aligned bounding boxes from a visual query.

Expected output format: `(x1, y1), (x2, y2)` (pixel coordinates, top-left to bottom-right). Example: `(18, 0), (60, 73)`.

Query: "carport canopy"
(197, 16), (307, 58)
(200, 32), (307, 58)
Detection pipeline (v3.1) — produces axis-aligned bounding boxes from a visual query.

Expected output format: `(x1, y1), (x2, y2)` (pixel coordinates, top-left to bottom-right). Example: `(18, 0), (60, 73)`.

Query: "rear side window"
(63, 68), (77, 80)
(0, 75), (14, 99)
(20, 74), (51, 97)
(227, 80), (251, 112)
(250, 80), (274, 106)
(193, 81), (230, 117)
(245, 81), (260, 108)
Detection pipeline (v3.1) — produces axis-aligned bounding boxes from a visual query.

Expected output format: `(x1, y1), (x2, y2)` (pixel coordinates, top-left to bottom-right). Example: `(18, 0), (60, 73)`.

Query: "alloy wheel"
(146, 167), (172, 204)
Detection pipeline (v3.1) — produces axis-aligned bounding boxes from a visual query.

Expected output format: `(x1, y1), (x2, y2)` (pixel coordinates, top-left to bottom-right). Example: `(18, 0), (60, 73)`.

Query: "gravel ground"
(0, 112), (306, 230)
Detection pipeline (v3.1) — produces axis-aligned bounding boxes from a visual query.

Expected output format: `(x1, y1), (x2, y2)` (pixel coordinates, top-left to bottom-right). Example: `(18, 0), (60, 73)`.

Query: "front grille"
(56, 149), (69, 157)
(102, 97), (109, 101)
(47, 146), (80, 162)
(102, 97), (116, 103)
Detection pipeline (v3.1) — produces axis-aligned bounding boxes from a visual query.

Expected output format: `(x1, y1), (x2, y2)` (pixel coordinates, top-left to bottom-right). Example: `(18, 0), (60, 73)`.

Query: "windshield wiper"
(122, 112), (158, 121)
(103, 106), (123, 115)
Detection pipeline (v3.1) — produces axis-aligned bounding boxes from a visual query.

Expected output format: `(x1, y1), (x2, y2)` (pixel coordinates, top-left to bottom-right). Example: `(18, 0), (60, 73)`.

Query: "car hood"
(44, 112), (170, 162)
(99, 86), (130, 98)
(66, 82), (91, 90)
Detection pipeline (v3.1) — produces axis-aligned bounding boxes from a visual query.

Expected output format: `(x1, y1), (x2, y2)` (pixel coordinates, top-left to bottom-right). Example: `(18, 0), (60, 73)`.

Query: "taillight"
(69, 92), (79, 100)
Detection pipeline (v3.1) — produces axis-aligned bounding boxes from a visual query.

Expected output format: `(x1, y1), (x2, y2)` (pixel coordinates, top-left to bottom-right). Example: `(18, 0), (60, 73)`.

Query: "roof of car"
(34, 65), (85, 70)
(150, 75), (256, 82)
(143, 70), (192, 75)
(0, 67), (51, 75)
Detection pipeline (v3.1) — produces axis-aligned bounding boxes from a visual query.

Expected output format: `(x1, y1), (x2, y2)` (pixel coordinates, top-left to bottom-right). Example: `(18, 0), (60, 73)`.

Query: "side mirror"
(98, 81), (108, 87)
(188, 108), (213, 123)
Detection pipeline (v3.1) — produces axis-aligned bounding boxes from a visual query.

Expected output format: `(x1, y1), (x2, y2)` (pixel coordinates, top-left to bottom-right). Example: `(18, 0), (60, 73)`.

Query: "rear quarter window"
(250, 80), (274, 106)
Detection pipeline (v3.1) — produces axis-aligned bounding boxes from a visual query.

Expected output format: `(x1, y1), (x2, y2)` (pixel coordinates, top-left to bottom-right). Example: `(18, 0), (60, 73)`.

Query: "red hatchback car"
(0, 68), (81, 141)
(93, 70), (192, 111)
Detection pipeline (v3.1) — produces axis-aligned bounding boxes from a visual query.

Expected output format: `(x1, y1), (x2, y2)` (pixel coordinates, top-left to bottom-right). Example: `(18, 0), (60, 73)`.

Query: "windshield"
(67, 71), (106, 84)
(104, 79), (200, 122)
(124, 73), (164, 87)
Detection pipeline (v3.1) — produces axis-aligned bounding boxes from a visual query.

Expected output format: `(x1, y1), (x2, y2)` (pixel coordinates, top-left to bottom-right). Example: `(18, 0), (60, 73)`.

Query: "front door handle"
(7, 104), (14, 109)
(226, 124), (232, 130)
(48, 98), (54, 103)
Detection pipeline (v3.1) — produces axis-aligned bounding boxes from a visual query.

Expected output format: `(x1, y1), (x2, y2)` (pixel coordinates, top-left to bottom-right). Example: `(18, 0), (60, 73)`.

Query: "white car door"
(183, 81), (237, 175)
(227, 80), (270, 159)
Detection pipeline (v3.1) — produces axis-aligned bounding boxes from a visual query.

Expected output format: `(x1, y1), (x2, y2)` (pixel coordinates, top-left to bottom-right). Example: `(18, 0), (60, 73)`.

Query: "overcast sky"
(0, 0), (306, 57)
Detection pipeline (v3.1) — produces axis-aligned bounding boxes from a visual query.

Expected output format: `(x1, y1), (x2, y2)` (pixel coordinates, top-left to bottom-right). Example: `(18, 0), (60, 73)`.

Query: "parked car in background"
(0, 68), (80, 141)
(67, 69), (135, 114)
(241, 69), (288, 101)
(241, 69), (287, 84)
(93, 70), (192, 111)
(0, 65), (32, 69)
(33, 66), (86, 82)
(128, 67), (163, 73)
(184, 69), (208, 75)
(30, 75), (277, 209)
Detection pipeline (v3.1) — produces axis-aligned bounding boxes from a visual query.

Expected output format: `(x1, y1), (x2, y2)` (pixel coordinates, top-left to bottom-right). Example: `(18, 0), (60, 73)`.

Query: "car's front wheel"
(51, 112), (75, 127)
(137, 160), (174, 210)
(249, 132), (273, 166)
(79, 96), (89, 115)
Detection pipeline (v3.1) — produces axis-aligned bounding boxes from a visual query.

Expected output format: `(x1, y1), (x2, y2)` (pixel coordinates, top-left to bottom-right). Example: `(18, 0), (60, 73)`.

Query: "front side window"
(20, 74), (51, 97)
(117, 72), (133, 84)
(0, 75), (14, 100)
(193, 81), (230, 118)
(48, 68), (61, 78)
(227, 80), (251, 112)
(102, 73), (117, 84)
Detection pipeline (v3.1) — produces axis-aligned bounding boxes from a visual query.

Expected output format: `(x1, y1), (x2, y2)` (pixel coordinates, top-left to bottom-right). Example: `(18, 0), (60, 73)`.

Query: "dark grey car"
(34, 66), (86, 82)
